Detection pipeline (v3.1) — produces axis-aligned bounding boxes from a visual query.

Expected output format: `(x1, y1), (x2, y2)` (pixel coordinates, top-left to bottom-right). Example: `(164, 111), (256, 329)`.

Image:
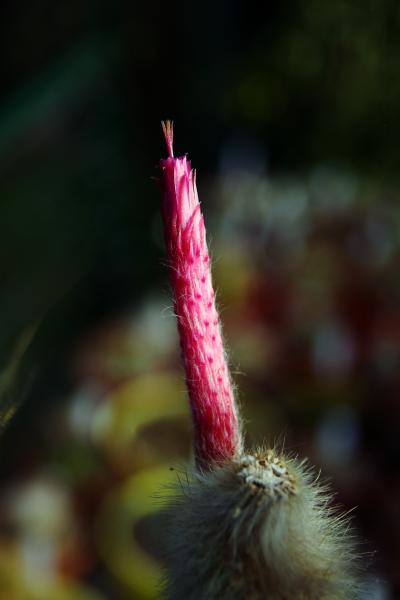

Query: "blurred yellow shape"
(93, 371), (189, 598)
(92, 371), (188, 449)
(96, 464), (178, 599)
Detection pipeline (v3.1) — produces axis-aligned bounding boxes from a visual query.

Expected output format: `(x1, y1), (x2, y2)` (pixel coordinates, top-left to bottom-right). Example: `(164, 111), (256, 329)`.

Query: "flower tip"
(161, 120), (174, 158)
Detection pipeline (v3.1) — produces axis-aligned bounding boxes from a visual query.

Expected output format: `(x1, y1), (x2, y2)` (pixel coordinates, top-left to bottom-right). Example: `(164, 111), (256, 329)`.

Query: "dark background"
(0, 2), (399, 598)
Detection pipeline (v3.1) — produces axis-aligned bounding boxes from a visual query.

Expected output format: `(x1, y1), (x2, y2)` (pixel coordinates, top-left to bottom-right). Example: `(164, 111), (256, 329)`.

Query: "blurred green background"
(0, 1), (399, 598)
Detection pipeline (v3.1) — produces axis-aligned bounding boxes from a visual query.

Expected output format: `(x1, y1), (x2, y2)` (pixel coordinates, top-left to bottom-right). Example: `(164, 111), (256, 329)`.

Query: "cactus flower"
(159, 121), (242, 468)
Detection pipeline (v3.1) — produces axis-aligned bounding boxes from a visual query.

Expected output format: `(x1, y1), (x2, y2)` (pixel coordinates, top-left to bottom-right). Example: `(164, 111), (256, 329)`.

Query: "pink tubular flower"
(159, 121), (242, 468)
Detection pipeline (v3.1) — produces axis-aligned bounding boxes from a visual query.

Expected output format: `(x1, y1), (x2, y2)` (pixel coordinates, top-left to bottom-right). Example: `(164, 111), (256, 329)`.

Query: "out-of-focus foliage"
(0, 168), (398, 598)
(0, 1), (399, 598)
(227, 0), (400, 175)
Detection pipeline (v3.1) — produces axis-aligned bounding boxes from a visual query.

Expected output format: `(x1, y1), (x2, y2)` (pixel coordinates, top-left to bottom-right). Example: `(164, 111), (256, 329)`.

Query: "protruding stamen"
(162, 120), (174, 158)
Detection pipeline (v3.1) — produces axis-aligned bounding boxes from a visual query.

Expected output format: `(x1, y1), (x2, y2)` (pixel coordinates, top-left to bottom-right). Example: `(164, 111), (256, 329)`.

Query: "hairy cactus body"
(164, 449), (359, 599)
